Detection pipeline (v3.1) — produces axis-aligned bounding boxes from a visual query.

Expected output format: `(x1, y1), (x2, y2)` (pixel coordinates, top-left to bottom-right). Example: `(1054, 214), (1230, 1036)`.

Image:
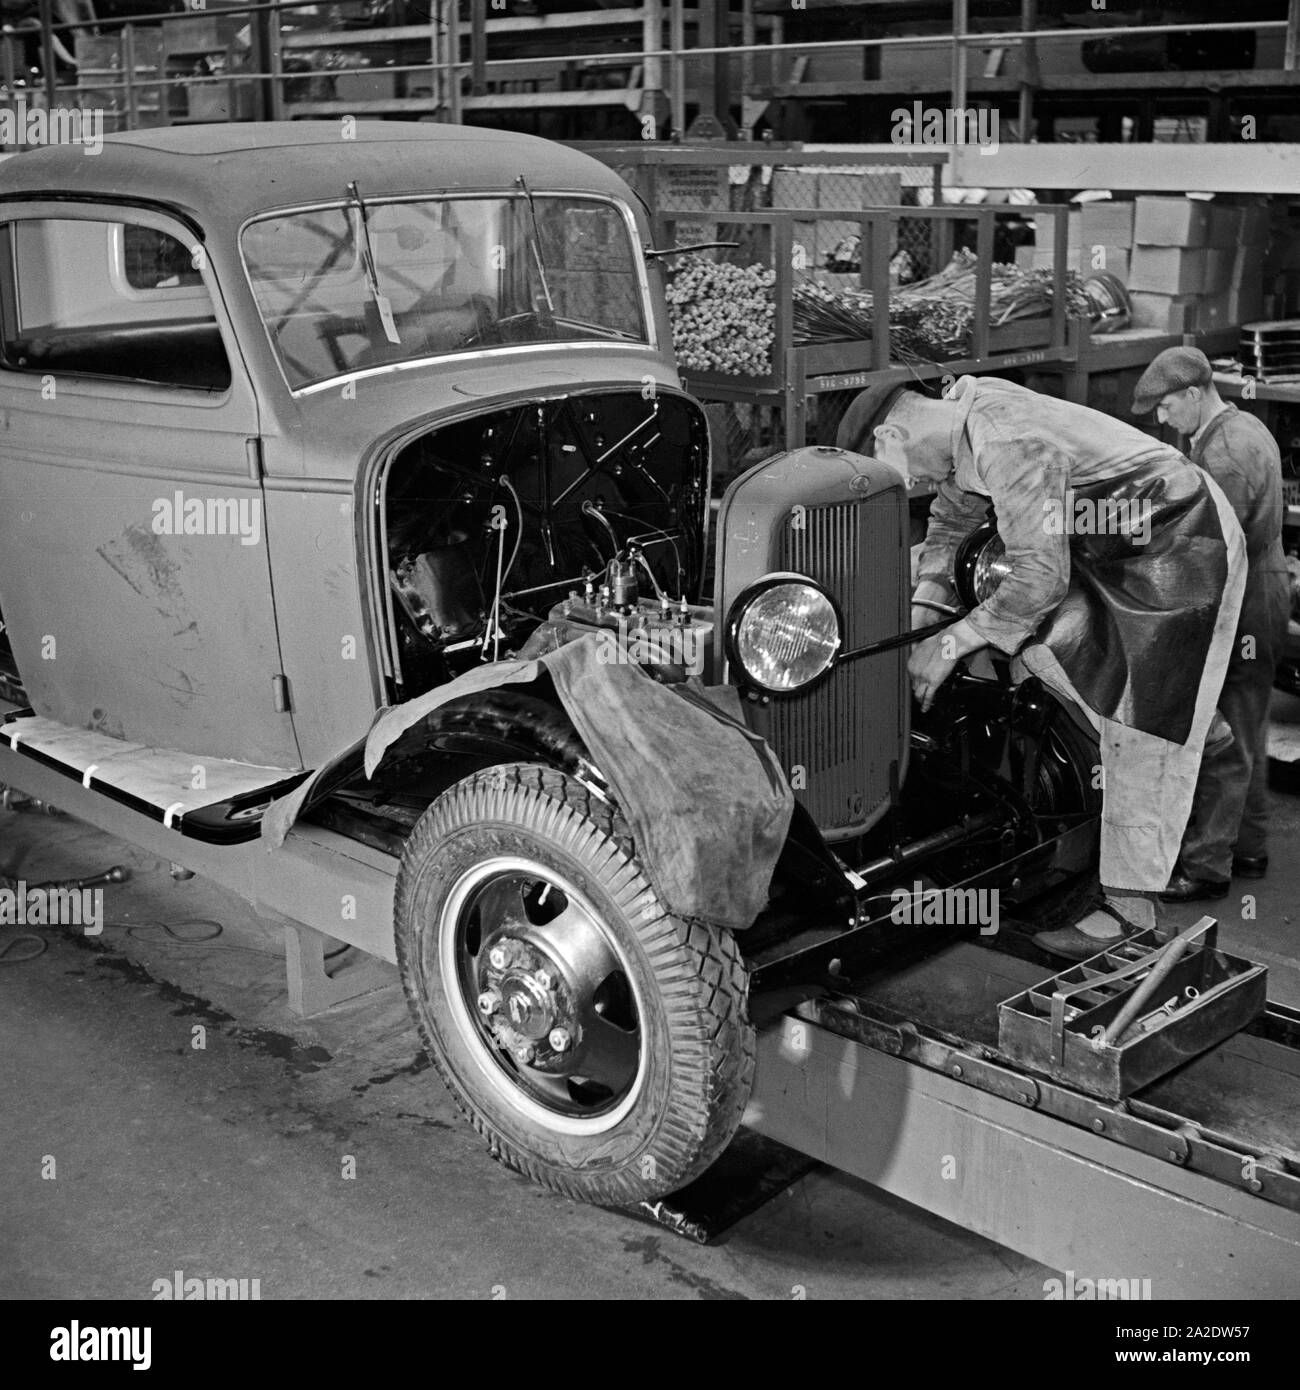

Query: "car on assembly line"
(0, 123), (1102, 1207)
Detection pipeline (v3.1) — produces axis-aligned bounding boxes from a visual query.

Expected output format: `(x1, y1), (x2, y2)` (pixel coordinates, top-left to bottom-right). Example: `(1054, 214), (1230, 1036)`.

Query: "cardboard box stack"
(1126, 198), (1206, 333)
(1033, 202), (1134, 282)
(1229, 204), (1269, 325)
(1256, 206), (1300, 317)
(1127, 197), (1269, 333)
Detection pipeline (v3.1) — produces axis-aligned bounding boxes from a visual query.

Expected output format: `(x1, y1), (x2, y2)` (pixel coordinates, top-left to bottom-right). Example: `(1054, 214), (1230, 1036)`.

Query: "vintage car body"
(0, 124), (1100, 1206)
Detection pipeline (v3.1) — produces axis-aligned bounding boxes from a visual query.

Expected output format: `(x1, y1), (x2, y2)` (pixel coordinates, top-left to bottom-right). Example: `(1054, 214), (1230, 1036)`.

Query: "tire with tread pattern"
(394, 761), (755, 1208)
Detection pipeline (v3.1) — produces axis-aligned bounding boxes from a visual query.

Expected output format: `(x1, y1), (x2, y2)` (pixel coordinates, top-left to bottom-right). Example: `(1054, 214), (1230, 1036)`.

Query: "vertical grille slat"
(761, 494), (905, 836)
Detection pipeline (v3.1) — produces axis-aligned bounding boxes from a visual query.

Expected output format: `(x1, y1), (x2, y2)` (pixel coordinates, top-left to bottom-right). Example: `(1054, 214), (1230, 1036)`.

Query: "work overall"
(913, 376), (1247, 895)
(1179, 405), (1291, 880)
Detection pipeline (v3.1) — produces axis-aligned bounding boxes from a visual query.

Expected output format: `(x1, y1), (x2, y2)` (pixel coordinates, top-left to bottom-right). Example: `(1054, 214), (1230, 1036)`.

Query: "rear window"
(0, 217), (231, 390)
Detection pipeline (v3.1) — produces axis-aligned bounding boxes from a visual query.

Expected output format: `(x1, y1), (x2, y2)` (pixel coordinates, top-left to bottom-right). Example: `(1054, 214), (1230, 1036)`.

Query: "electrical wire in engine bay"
(481, 475), (525, 663)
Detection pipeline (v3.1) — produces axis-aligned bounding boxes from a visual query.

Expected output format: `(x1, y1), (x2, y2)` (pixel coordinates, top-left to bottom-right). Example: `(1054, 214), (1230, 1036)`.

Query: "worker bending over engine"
(838, 375), (1246, 960)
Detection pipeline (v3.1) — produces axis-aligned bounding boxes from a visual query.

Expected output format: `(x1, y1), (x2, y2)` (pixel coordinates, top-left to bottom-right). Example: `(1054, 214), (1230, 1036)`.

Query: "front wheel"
(394, 761), (755, 1207)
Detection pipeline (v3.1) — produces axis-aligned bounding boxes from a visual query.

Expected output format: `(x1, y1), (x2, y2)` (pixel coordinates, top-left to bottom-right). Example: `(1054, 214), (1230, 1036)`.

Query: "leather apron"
(1033, 454), (1228, 746)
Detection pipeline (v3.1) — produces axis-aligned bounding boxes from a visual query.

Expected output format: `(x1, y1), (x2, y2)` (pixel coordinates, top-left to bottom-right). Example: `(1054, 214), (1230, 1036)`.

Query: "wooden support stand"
(283, 920), (393, 1018)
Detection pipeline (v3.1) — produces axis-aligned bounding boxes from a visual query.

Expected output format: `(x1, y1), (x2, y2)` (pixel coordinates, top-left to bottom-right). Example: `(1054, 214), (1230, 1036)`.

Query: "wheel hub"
(444, 857), (645, 1126)
(501, 971), (554, 1040)
(479, 935), (577, 1064)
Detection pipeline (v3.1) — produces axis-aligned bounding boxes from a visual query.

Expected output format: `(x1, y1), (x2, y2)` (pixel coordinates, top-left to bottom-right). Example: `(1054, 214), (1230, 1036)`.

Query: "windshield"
(242, 193), (649, 389)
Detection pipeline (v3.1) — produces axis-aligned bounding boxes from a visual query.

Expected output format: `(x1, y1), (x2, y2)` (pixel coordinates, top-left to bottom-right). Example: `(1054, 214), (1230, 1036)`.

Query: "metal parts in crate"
(998, 918), (1266, 1099)
(1241, 319), (1300, 382)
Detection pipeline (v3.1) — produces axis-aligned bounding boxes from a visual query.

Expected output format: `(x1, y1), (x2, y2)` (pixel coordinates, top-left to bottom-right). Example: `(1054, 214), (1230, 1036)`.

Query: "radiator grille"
(753, 495), (905, 837)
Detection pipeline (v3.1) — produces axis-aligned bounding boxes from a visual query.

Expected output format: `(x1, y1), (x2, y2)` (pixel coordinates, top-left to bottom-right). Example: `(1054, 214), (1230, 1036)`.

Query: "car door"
(0, 201), (301, 772)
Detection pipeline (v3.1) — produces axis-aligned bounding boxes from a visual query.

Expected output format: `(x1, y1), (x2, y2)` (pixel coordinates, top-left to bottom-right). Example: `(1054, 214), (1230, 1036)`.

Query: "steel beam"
(942, 142), (1300, 193)
(772, 70), (1300, 100)
(748, 1015), (1300, 1298)
(950, 0), (968, 114)
(1018, 0), (1038, 142)
(470, 0), (486, 97)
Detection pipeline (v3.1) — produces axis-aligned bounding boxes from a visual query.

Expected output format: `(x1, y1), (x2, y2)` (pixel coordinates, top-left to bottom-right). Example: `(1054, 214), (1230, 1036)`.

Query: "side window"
(0, 217), (231, 390)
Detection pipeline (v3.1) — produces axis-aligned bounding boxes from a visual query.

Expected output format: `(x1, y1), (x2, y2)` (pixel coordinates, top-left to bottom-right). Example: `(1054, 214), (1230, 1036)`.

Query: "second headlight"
(954, 519), (1013, 609)
(727, 575), (842, 694)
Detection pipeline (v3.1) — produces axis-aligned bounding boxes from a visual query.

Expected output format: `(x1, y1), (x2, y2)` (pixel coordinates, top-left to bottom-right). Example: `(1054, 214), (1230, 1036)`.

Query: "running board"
(0, 708), (307, 843)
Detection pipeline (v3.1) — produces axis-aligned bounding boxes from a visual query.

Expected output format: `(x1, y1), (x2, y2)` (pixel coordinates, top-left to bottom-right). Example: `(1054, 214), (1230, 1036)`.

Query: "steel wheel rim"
(435, 855), (649, 1137)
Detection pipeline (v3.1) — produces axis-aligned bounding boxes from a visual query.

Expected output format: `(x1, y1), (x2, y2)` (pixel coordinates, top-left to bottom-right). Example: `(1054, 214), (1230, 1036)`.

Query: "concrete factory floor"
(2, 772), (1298, 1301)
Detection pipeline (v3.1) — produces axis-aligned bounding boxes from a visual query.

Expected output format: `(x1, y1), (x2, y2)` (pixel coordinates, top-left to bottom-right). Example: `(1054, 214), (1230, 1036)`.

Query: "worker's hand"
(908, 617), (989, 712)
(908, 632), (961, 712)
(910, 603), (947, 632)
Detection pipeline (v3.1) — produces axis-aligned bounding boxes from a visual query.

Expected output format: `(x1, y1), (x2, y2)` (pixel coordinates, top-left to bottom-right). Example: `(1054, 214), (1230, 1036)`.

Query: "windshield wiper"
(551, 315), (639, 342)
(514, 174), (556, 330)
(347, 180), (401, 346)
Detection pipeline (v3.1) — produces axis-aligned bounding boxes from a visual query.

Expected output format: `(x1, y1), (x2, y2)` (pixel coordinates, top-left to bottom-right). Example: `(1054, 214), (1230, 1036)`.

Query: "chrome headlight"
(726, 574), (841, 694)
(955, 520), (1012, 609)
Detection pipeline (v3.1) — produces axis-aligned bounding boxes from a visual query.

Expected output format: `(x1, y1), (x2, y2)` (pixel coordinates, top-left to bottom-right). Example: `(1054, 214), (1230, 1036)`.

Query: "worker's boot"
(1160, 870), (1230, 902)
(1032, 895), (1149, 961)
(1231, 854), (1268, 879)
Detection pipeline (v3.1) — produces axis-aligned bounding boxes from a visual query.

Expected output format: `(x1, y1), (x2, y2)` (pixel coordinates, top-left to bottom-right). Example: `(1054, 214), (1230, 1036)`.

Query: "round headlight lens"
(731, 579), (841, 693)
(972, 534), (1013, 602)
(955, 522), (1013, 609)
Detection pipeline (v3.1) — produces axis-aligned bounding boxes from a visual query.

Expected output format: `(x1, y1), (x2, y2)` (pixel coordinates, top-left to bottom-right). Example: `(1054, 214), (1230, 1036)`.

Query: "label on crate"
(816, 349), (1055, 394)
(660, 166), (727, 214)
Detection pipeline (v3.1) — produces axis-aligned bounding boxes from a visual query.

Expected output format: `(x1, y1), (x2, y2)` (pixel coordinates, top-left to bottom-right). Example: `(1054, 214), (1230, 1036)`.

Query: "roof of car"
(0, 122), (632, 229)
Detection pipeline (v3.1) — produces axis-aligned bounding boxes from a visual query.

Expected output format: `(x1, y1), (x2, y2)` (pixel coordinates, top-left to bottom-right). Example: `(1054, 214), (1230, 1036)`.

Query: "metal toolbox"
(998, 918), (1266, 1100)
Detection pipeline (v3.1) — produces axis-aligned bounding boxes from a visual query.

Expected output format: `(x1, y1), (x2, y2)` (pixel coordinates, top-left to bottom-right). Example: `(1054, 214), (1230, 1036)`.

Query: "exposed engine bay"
(327, 429), (1106, 997)
(379, 388), (710, 700)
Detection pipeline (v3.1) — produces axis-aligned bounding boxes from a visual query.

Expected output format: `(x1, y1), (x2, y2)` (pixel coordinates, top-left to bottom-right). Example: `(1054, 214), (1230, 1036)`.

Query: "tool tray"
(997, 918), (1266, 1100)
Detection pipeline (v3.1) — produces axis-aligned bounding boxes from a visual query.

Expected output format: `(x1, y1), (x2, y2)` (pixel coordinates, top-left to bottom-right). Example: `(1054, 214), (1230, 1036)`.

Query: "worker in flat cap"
(838, 375), (1246, 959)
(1132, 346), (1290, 901)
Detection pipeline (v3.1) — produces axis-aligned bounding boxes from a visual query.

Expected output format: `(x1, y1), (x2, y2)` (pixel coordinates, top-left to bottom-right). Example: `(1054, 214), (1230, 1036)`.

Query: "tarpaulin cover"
(263, 635), (793, 934)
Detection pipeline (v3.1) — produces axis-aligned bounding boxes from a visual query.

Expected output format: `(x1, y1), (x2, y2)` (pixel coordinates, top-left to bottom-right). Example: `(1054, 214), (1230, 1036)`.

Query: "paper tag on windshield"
(376, 293), (400, 345)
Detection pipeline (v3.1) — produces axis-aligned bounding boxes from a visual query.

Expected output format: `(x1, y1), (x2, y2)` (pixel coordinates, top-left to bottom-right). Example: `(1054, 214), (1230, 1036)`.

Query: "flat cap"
(1132, 345), (1213, 415)
(834, 382), (910, 455)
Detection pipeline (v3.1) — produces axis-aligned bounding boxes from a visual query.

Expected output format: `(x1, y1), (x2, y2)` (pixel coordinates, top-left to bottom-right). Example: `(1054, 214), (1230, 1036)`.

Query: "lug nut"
(488, 945), (508, 970)
(535, 968), (552, 989)
(477, 991), (500, 1016)
(549, 1028), (571, 1052)
(515, 1044), (536, 1064)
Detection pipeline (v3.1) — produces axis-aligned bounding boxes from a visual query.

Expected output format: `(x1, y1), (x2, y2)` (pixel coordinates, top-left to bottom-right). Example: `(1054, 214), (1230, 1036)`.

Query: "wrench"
(1132, 995), (1181, 1034)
